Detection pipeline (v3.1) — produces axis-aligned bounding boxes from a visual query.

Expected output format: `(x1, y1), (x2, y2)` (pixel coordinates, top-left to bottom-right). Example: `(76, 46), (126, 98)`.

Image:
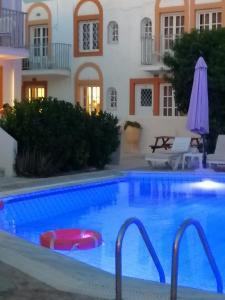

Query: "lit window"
(87, 86), (100, 114)
(27, 87), (46, 100)
(108, 21), (119, 44)
(107, 87), (117, 111)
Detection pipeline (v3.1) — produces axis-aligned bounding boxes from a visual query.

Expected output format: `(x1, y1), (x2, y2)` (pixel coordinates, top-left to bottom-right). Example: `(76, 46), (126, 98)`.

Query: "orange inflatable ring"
(0, 200), (4, 210)
(40, 229), (102, 250)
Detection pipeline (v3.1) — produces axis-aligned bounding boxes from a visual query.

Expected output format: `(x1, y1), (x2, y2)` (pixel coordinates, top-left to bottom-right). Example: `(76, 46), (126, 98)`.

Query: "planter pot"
(124, 126), (141, 153)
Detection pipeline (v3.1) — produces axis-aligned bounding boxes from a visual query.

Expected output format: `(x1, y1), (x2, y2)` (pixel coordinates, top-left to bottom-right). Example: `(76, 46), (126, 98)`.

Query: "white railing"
(0, 7), (27, 49)
(141, 34), (183, 65)
(22, 43), (71, 71)
(141, 36), (160, 65)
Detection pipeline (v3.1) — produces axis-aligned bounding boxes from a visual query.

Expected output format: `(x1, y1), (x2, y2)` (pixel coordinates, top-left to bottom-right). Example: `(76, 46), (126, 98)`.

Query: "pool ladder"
(115, 217), (223, 300)
(115, 217), (165, 300)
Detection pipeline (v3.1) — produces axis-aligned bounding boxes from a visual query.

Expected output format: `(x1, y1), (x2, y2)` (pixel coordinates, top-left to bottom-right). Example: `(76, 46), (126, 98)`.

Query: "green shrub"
(86, 111), (120, 169)
(0, 98), (120, 176)
(15, 149), (59, 177)
(0, 98), (89, 176)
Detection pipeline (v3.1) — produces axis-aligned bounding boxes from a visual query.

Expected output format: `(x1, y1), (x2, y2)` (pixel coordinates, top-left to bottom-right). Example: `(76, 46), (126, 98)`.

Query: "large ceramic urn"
(124, 122), (142, 153)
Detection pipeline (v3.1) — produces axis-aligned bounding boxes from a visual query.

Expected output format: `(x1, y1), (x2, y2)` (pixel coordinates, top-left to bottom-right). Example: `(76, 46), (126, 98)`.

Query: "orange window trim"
(191, 1), (224, 29)
(129, 78), (167, 116)
(26, 3), (52, 46)
(74, 0), (103, 57)
(155, 0), (189, 52)
(155, 0), (225, 44)
(74, 63), (103, 110)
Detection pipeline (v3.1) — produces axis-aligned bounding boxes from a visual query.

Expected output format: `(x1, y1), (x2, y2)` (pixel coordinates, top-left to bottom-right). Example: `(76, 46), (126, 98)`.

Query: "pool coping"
(0, 170), (225, 300)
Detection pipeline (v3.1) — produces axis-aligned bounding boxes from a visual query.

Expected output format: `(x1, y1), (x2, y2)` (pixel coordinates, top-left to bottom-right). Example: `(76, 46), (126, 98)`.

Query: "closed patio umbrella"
(186, 56), (209, 168)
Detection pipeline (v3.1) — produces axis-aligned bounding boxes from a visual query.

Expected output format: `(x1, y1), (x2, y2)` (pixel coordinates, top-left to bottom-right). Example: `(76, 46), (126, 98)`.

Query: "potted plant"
(123, 121), (142, 153)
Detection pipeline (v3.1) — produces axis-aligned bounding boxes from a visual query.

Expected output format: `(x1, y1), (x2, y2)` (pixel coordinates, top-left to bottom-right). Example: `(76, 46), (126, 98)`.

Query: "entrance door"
(80, 86), (100, 114)
(23, 81), (47, 100)
(26, 86), (46, 100)
(135, 84), (153, 116)
(30, 26), (48, 68)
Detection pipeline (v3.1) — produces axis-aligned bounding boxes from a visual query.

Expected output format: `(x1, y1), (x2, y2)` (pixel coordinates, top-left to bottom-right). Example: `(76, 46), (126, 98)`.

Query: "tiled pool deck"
(0, 158), (225, 300)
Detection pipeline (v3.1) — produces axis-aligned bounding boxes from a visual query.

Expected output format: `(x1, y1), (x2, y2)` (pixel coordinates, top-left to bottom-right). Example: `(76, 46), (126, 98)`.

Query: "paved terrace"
(0, 154), (224, 300)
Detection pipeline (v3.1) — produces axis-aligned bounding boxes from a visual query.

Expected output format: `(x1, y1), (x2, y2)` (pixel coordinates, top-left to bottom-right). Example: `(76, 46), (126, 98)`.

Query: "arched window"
(108, 21), (119, 44)
(107, 87), (117, 111)
(141, 18), (153, 65)
(74, 0), (103, 57)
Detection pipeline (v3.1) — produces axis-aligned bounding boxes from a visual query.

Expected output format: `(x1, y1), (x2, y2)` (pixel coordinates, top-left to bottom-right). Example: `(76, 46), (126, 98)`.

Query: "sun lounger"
(207, 135), (225, 167)
(145, 137), (191, 170)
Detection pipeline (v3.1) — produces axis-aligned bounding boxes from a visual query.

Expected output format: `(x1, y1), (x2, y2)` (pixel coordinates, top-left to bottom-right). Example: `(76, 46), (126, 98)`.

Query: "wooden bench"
(150, 136), (174, 153)
(149, 136), (201, 153)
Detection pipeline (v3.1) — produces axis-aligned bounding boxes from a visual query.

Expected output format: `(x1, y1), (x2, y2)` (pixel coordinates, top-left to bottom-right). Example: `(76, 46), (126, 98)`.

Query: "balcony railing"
(22, 43), (71, 71)
(0, 7), (26, 48)
(141, 34), (183, 65)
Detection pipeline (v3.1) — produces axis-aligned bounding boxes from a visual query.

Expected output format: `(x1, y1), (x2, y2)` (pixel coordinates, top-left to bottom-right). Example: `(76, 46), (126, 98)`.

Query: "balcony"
(0, 7), (28, 59)
(140, 35), (181, 74)
(22, 43), (71, 77)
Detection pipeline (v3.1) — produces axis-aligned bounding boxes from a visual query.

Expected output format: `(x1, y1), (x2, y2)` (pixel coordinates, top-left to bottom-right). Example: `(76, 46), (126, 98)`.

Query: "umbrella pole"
(202, 134), (207, 168)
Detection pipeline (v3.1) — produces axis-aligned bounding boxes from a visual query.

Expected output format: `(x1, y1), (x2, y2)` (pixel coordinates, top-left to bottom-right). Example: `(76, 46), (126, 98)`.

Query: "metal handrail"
(115, 217), (165, 300)
(0, 7), (27, 49)
(22, 43), (71, 71)
(170, 218), (223, 300)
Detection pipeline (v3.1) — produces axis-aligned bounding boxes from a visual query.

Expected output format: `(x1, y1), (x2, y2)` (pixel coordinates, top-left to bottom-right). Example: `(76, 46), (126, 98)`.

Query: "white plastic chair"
(145, 137), (191, 170)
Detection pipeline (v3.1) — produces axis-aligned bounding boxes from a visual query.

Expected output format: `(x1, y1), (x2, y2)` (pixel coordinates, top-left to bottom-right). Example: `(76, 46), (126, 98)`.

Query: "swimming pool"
(1, 171), (225, 293)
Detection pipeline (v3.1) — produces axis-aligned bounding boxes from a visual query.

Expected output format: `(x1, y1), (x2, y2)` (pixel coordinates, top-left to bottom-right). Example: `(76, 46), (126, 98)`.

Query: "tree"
(163, 28), (225, 152)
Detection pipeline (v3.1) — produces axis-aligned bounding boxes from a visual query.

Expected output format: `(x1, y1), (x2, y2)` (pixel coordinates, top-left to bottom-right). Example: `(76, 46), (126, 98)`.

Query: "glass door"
(24, 85), (46, 100)
(80, 86), (100, 114)
(30, 26), (48, 68)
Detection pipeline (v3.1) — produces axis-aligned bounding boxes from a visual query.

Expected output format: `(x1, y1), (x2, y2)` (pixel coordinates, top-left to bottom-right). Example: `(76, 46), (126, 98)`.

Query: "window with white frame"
(107, 87), (117, 111)
(141, 18), (153, 65)
(161, 14), (184, 54)
(79, 21), (99, 52)
(160, 84), (178, 116)
(108, 21), (119, 44)
(30, 26), (48, 57)
(196, 11), (222, 31)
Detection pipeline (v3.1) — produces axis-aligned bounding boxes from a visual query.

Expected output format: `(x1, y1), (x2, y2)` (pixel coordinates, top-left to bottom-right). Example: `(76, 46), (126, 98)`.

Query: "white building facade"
(0, 0), (28, 176)
(0, 0), (28, 110)
(21, 0), (225, 153)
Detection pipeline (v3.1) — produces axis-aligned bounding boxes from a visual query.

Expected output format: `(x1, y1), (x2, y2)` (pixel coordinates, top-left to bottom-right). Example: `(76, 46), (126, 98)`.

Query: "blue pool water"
(1, 171), (225, 293)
